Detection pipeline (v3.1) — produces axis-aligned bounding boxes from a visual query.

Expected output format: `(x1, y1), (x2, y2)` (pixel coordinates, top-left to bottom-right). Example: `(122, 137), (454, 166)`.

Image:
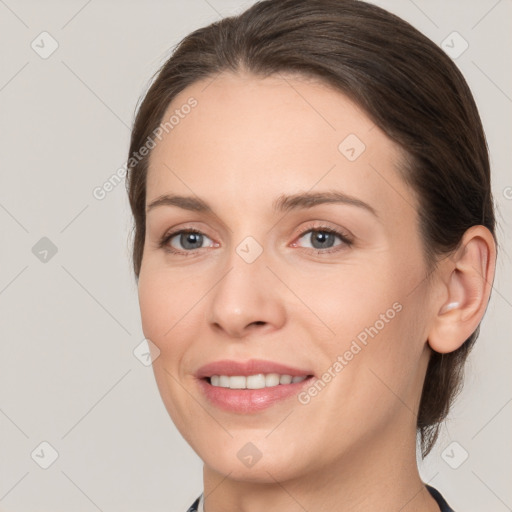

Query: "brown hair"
(125, 0), (496, 456)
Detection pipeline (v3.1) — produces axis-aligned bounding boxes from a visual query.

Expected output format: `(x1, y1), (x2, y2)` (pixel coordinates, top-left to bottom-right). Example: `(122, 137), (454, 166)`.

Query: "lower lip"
(197, 377), (315, 413)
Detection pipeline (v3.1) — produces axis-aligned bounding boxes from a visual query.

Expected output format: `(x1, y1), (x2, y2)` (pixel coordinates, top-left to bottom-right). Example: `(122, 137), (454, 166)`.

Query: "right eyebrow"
(146, 194), (211, 214)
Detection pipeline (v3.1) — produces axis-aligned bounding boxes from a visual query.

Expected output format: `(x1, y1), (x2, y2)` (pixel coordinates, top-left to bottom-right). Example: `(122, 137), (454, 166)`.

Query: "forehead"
(146, 71), (416, 221)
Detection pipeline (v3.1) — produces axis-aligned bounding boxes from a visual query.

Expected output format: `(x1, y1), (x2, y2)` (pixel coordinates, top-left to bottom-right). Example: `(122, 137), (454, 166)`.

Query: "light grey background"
(0, 1), (510, 511)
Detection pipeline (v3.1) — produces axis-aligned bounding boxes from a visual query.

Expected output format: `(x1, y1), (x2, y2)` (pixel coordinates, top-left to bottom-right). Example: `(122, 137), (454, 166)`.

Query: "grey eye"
(169, 231), (213, 251)
(297, 230), (342, 250)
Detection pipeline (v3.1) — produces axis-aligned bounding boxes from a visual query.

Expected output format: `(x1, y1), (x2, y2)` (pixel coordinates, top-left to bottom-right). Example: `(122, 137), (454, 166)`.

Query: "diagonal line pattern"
(203, 470), (234, 507)
(162, 366), (234, 438)
(472, 471), (512, 510)
(466, 254), (512, 310)
(0, 0), (29, 28)
(0, 3), (506, 510)
(61, 265), (131, 335)
(0, 265), (29, 296)
(61, 0), (93, 29)
(471, 397), (512, 439)
(368, 162), (417, 212)
(265, 469), (310, 511)
(0, 202), (29, 232)
(0, 471), (29, 502)
(398, 472), (439, 511)
(407, 0), (439, 28)
(61, 369), (132, 439)
(61, 470), (104, 511)
(472, 61), (512, 104)
(358, 254), (457, 421)
(403, 252), (454, 300)
(0, 408), (29, 439)
(367, 366), (418, 419)
(61, 61), (131, 129)
(265, 410), (294, 438)
(0, 62), (29, 92)
(201, 0), (222, 18)
(60, 204), (90, 233)
(472, 0), (502, 30)
(200, 71), (222, 93)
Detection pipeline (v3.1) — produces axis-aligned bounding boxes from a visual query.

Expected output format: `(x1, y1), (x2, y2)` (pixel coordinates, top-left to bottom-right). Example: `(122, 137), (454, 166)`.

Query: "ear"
(428, 225), (496, 354)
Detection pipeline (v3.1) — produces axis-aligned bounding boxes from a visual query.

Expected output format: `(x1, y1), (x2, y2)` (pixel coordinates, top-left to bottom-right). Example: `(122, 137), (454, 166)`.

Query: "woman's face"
(138, 72), (437, 482)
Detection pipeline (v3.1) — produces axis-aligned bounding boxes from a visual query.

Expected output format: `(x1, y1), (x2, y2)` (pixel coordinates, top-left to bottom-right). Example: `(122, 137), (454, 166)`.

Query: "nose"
(206, 248), (287, 339)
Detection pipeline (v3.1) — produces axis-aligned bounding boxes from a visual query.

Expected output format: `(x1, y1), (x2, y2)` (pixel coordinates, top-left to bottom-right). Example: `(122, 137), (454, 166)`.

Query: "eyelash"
(158, 228), (210, 257)
(158, 225), (353, 256)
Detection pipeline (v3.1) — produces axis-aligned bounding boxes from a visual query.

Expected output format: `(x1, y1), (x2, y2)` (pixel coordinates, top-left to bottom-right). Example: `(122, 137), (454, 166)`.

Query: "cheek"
(138, 273), (167, 342)
(306, 253), (426, 372)
(298, 259), (396, 337)
(137, 267), (201, 432)
(137, 267), (192, 351)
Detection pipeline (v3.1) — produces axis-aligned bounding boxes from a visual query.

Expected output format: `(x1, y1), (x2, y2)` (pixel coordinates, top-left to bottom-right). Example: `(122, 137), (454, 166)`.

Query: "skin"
(137, 72), (496, 511)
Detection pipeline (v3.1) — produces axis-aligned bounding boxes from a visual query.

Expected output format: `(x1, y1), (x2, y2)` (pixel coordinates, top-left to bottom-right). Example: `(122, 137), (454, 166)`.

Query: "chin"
(196, 437), (315, 484)
(206, 455), (306, 484)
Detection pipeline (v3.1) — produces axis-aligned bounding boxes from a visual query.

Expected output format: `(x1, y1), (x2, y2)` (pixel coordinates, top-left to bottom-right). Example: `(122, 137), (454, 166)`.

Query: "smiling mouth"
(204, 373), (315, 390)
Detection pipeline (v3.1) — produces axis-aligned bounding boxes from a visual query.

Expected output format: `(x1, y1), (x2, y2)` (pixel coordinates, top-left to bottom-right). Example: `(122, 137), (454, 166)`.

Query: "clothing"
(186, 493), (203, 512)
(426, 485), (456, 511)
(186, 485), (455, 511)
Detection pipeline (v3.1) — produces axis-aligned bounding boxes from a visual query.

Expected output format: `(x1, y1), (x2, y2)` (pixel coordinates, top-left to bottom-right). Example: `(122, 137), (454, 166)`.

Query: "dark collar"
(427, 485), (456, 511)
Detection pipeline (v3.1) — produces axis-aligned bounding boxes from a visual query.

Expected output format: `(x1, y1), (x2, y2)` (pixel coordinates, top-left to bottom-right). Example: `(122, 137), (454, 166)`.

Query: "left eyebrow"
(272, 191), (378, 218)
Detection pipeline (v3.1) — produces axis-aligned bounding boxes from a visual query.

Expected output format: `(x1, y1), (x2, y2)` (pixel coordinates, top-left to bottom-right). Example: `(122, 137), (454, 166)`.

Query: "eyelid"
(290, 222), (354, 252)
(159, 221), (354, 255)
(290, 218), (353, 241)
(159, 226), (217, 254)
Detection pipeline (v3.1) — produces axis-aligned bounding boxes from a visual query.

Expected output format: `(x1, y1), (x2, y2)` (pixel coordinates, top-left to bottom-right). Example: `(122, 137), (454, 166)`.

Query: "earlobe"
(428, 225), (496, 354)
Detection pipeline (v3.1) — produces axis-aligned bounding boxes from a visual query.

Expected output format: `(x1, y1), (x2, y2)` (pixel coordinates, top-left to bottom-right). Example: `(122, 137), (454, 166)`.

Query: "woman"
(125, 1), (497, 510)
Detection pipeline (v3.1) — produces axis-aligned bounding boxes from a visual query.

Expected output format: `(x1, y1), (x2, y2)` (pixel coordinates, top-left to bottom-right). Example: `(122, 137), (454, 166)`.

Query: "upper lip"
(195, 359), (314, 378)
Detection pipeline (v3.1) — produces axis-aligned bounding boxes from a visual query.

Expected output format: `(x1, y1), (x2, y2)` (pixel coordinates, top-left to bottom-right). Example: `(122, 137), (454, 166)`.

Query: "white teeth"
(229, 376), (247, 389)
(247, 374), (266, 389)
(208, 373), (309, 389)
(279, 374), (292, 385)
(265, 373), (280, 387)
(219, 375), (230, 388)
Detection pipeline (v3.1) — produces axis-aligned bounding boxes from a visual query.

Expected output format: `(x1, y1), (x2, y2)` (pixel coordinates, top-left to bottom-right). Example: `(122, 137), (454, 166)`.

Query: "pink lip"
(195, 358), (314, 378)
(194, 359), (315, 414)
